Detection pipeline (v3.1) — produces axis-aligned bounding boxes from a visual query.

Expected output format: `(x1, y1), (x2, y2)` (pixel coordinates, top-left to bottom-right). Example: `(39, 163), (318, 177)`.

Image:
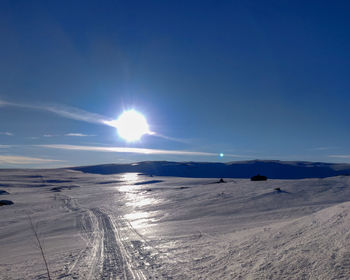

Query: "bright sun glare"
(116, 110), (150, 142)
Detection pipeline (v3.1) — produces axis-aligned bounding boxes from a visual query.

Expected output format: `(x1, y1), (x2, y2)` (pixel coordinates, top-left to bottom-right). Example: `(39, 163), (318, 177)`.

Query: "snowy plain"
(1, 167), (350, 279)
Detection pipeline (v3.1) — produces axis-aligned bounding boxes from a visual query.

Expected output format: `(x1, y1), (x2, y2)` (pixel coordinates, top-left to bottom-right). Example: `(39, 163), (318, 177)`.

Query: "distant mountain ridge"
(71, 160), (350, 179)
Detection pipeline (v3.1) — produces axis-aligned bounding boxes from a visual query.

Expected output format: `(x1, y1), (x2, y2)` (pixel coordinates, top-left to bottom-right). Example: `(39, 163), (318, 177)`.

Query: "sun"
(115, 110), (150, 142)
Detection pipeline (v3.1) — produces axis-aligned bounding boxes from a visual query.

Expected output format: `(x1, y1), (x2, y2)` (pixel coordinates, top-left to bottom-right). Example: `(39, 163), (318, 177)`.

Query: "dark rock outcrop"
(0, 200), (14, 206)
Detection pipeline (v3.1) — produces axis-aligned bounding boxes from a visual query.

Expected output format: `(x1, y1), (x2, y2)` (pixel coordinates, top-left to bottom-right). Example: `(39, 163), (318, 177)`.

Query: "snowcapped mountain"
(72, 160), (350, 179)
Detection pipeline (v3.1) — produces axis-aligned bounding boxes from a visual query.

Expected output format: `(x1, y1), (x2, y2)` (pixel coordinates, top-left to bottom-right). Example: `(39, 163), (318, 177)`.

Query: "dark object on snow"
(273, 187), (289, 194)
(46, 179), (72, 184)
(97, 180), (122, 185)
(179, 186), (189, 189)
(0, 200), (14, 206)
(50, 185), (79, 192)
(0, 190), (9, 195)
(134, 180), (163, 185)
(251, 174), (268, 181)
(218, 178), (225, 183)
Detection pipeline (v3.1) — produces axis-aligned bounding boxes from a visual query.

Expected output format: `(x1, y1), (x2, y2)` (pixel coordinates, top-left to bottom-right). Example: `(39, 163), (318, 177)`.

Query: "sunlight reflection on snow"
(119, 172), (160, 228)
(121, 172), (139, 182)
(119, 173), (139, 191)
(124, 212), (151, 227)
(126, 196), (157, 207)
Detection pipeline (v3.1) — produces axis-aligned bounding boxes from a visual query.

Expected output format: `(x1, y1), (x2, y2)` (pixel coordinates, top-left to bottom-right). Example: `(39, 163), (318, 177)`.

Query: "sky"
(0, 0), (350, 168)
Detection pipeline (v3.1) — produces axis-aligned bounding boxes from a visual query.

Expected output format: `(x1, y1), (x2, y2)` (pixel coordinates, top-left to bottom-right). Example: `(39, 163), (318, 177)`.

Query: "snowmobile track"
(58, 194), (154, 279)
(91, 208), (132, 279)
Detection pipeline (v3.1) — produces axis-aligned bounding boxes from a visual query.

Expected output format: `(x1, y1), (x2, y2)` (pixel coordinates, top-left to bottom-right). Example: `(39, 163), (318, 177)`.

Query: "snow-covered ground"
(1, 168), (350, 279)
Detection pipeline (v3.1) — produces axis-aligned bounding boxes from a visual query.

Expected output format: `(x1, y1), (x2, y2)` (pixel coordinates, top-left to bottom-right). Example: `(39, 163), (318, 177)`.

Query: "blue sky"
(1, 0), (350, 167)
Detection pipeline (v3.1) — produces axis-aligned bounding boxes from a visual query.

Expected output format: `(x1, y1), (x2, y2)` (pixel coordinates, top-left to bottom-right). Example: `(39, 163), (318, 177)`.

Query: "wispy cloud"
(0, 100), (10, 106)
(311, 147), (338, 151)
(44, 104), (108, 125)
(0, 145), (10, 148)
(0, 132), (13, 136)
(152, 133), (192, 144)
(65, 133), (95, 137)
(43, 133), (94, 137)
(329, 155), (350, 159)
(0, 99), (186, 142)
(39, 144), (219, 156)
(0, 155), (62, 164)
(0, 99), (111, 126)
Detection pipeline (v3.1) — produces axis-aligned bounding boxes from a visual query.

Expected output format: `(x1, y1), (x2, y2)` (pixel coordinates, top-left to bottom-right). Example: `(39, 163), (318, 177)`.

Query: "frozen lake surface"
(1, 168), (350, 279)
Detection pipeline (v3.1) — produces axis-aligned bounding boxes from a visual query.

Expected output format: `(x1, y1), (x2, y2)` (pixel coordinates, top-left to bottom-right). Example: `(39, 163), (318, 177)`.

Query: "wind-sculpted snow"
(1, 169), (350, 279)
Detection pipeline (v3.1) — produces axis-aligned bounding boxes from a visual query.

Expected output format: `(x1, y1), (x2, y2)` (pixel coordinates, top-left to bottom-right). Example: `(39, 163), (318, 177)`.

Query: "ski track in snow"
(56, 194), (160, 280)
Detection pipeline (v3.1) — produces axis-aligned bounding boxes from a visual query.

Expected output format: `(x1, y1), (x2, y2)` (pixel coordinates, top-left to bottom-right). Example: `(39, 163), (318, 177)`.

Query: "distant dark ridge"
(70, 160), (350, 179)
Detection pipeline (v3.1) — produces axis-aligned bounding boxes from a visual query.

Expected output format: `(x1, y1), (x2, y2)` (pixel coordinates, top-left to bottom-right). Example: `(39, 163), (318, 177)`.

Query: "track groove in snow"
(91, 208), (131, 279)
(56, 193), (162, 279)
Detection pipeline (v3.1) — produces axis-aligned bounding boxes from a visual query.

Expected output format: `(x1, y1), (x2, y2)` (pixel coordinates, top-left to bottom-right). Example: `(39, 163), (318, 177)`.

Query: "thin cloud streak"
(0, 132), (13, 136)
(152, 133), (192, 144)
(0, 99), (111, 126)
(45, 105), (108, 125)
(0, 155), (63, 164)
(65, 133), (95, 137)
(0, 145), (10, 148)
(39, 144), (219, 156)
(329, 155), (350, 159)
(43, 133), (94, 137)
(0, 99), (187, 142)
(311, 147), (338, 151)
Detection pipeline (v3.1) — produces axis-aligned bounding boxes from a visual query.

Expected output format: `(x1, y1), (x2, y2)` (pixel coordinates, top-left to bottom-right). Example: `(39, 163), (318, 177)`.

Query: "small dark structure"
(251, 174), (268, 181)
(274, 187), (281, 192)
(218, 178), (225, 183)
(0, 200), (14, 206)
